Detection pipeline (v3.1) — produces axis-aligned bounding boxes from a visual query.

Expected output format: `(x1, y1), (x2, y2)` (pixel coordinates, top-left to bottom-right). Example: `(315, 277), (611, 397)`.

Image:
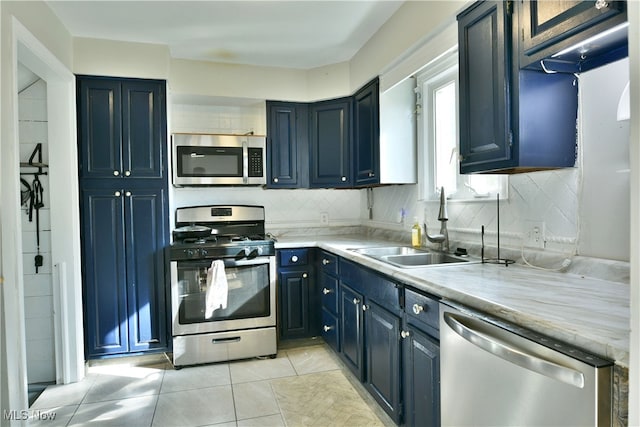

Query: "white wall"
(74, 37), (170, 79)
(19, 78), (55, 384)
(578, 59), (630, 260)
(350, 1), (467, 90)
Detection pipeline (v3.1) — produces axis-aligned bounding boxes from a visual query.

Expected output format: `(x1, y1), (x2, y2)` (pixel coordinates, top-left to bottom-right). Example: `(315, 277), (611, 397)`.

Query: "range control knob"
(185, 249), (196, 258)
(200, 248), (208, 257)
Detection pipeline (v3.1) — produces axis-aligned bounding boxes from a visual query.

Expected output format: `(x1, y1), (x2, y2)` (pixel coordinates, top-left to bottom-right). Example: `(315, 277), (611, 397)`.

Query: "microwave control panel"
(248, 148), (264, 177)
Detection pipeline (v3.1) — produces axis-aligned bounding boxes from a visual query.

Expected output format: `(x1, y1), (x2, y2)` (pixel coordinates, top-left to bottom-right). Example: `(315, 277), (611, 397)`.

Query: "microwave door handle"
(242, 140), (248, 184)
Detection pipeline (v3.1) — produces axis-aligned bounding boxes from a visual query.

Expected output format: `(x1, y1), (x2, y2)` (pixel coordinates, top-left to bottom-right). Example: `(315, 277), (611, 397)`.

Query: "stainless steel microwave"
(172, 134), (266, 186)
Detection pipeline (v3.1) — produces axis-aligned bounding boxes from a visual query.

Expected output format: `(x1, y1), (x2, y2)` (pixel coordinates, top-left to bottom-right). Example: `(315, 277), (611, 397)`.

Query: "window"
(417, 49), (507, 201)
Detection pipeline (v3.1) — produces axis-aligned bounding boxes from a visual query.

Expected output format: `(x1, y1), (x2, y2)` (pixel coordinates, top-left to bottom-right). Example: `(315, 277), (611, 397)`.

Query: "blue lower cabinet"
(277, 248), (318, 340)
(278, 269), (311, 340)
(339, 284), (364, 381)
(319, 252), (440, 426)
(365, 300), (402, 424)
(402, 323), (440, 427)
(82, 186), (169, 358)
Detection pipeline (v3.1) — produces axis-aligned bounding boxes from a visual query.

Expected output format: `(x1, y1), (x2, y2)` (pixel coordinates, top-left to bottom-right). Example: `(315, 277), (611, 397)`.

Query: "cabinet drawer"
(319, 272), (339, 315)
(279, 249), (309, 267)
(340, 259), (400, 312)
(318, 250), (338, 276)
(405, 288), (439, 337)
(321, 308), (340, 353)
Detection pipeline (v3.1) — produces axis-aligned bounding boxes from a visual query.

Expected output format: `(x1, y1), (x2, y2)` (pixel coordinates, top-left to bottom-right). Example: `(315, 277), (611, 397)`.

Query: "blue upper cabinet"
(266, 101), (309, 188)
(458, 1), (512, 172)
(121, 81), (166, 178)
(458, 1), (579, 174)
(309, 98), (352, 188)
(519, 0), (627, 73)
(78, 76), (166, 180)
(77, 78), (123, 179)
(353, 78), (380, 186)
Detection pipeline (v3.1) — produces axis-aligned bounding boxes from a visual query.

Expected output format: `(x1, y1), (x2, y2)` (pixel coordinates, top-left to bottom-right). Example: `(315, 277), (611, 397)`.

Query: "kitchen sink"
(349, 246), (428, 257)
(384, 253), (467, 267)
(349, 246), (471, 268)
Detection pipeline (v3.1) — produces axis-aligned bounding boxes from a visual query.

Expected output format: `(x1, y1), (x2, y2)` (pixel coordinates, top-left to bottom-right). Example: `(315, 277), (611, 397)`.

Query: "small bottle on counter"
(411, 218), (422, 247)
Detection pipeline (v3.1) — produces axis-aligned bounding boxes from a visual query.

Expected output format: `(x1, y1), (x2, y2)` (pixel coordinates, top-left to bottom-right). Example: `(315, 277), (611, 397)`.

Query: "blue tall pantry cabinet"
(77, 76), (170, 358)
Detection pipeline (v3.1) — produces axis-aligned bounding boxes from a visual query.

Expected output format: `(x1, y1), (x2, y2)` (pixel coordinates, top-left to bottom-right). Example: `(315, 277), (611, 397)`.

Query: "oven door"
(170, 256), (276, 336)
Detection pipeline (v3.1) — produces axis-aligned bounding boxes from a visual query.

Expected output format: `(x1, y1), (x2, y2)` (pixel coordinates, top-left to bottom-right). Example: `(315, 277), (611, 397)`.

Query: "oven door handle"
(224, 257), (271, 267)
(212, 336), (241, 344)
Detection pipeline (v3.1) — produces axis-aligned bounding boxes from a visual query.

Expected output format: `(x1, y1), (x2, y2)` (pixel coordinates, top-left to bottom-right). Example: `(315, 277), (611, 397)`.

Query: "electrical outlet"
(320, 212), (329, 225)
(524, 220), (545, 248)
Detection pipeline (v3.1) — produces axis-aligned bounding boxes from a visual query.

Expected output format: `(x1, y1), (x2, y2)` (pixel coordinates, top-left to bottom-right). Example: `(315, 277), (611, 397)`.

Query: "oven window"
(177, 146), (243, 177)
(176, 261), (270, 324)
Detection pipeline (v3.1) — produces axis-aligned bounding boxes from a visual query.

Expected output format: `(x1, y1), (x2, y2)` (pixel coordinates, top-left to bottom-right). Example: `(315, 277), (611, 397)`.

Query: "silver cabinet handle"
(401, 330), (410, 339)
(113, 170), (120, 176)
(362, 304), (369, 311)
(368, 172), (375, 177)
(124, 170), (131, 177)
(412, 304), (424, 315)
(125, 191), (132, 197)
(352, 298), (360, 305)
(594, 0), (608, 9)
(341, 176), (347, 182)
(302, 273), (308, 278)
(323, 325), (333, 332)
(322, 288), (332, 295)
(114, 191), (121, 197)
(322, 258), (331, 265)
(443, 312), (585, 388)
(291, 255), (299, 263)
(273, 177), (279, 183)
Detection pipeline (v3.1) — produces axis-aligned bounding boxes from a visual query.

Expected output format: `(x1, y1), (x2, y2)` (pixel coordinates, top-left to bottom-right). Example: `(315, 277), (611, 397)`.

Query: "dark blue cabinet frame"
(77, 76), (170, 359)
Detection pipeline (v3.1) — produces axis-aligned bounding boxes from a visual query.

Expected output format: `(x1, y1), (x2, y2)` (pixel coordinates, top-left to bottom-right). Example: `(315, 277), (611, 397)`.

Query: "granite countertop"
(274, 234), (631, 367)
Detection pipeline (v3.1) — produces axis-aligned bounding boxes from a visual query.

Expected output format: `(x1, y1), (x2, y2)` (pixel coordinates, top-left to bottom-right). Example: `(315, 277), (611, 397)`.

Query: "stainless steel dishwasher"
(440, 301), (613, 426)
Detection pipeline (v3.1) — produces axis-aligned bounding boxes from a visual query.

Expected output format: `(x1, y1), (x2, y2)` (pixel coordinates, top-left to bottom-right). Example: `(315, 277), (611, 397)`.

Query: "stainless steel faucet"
(423, 187), (449, 252)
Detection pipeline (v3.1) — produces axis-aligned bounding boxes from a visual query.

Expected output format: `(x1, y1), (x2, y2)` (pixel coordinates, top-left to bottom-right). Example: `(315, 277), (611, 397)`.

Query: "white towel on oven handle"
(205, 259), (228, 318)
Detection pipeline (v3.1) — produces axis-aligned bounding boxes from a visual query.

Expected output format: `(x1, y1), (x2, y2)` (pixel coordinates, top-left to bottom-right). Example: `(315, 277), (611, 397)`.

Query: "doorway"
(17, 62), (56, 405)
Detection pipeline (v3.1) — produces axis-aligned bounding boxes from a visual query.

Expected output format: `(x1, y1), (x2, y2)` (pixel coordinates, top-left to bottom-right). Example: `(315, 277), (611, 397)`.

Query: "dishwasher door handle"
(443, 312), (585, 388)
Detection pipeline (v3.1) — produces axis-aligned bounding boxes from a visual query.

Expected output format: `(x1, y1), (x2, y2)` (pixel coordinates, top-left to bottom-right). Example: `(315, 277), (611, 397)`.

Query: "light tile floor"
(28, 341), (394, 427)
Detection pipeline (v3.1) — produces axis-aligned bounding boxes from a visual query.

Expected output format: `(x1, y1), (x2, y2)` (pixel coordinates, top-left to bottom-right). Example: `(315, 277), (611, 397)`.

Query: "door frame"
(1, 16), (84, 411)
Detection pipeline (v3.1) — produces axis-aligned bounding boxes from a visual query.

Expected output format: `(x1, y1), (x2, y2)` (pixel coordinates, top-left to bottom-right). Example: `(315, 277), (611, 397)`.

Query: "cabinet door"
(81, 188), (128, 357)
(354, 79), (380, 186)
(402, 324), (440, 427)
(339, 284), (364, 380)
(77, 78), (123, 179)
(458, 1), (512, 173)
(267, 101), (309, 188)
(121, 81), (166, 179)
(124, 186), (169, 352)
(309, 98), (352, 188)
(521, 0), (626, 57)
(364, 301), (401, 424)
(278, 269), (311, 340)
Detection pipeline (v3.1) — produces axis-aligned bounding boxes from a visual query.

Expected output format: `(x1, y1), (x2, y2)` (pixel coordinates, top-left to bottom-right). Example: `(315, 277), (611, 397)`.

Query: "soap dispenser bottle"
(411, 217), (422, 248)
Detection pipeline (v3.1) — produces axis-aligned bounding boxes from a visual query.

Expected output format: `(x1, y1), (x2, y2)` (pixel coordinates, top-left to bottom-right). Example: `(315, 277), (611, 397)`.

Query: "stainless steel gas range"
(169, 205), (276, 367)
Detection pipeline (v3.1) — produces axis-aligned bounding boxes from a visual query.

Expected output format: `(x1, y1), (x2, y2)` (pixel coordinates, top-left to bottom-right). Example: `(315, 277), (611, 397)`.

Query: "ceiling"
(46, 1), (404, 70)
